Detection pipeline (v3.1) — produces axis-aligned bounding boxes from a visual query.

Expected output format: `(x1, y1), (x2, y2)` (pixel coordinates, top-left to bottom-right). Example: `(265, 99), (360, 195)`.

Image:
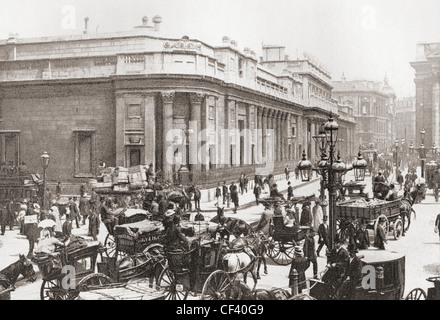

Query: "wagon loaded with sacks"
(335, 198), (404, 242)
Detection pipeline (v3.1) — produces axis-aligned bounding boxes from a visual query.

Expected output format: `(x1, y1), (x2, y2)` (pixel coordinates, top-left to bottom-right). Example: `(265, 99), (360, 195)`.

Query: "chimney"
(152, 15), (162, 32)
(83, 17), (89, 34)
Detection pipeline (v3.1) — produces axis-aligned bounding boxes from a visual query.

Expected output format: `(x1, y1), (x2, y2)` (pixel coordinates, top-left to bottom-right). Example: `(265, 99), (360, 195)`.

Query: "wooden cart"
(335, 198), (404, 241)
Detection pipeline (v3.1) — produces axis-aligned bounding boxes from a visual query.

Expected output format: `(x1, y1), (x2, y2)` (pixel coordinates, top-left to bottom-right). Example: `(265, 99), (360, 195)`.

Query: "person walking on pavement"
(397, 170), (404, 190)
(230, 182), (239, 213)
(435, 213), (440, 241)
(284, 165), (290, 180)
(0, 204), (8, 235)
(56, 181), (62, 200)
(193, 184), (201, 212)
(295, 167), (299, 180)
(289, 246), (310, 293)
(79, 193), (91, 225)
(222, 181), (230, 207)
(303, 227), (318, 279)
(243, 174), (249, 193)
(347, 216), (357, 247)
(7, 199), (16, 231)
(374, 217), (387, 250)
(215, 183), (222, 207)
(287, 181), (294, 201)
(253, 182), (262, 205)
(88, 207), (100, 241)
(239, 173), (245, 195)
(68, 197), (80, 229)
(312, 199), (323, 233)
(317, 215), (329, 257)
(24, 205), (40, 258)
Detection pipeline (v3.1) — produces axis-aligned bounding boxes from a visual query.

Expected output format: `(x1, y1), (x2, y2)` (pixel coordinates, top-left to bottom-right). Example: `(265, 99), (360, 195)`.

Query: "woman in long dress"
(50, 200), (62, 233)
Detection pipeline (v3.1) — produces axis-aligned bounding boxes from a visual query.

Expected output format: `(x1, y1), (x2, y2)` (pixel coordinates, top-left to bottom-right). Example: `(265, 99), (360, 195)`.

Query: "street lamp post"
(312, 128), (328, 216)
(41, 151), (50, 210)
(298, 114), (366, 252)
(419, 129), (426, 178)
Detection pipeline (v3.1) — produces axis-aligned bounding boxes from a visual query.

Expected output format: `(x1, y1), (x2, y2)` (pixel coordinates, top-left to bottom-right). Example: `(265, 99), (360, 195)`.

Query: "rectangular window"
(126, 104), (144, 130)
(0, 131), (20, 167)
(74, 130), (95, 177)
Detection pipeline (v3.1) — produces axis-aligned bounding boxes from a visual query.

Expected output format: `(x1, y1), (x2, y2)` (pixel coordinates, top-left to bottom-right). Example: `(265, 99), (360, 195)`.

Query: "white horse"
(222, 247), (258, 291)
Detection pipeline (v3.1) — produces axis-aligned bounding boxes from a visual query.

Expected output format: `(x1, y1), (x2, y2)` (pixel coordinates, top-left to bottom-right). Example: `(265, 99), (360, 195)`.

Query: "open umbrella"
(38, 219), (56, 229)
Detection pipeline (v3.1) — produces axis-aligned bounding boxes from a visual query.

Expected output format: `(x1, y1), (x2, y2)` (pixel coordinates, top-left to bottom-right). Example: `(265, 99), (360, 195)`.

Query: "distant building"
(410, 43), (440, 149)
(0, 16), (356, 187)
(395, 97), (416, 144)
(332, 76), (397, 154)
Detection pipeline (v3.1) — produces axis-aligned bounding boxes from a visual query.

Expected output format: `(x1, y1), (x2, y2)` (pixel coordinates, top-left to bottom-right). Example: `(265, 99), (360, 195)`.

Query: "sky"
(0, 0), (439, 97)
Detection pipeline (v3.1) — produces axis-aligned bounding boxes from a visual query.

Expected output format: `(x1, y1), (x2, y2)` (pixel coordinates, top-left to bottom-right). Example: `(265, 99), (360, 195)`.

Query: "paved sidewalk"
(198, 174), (321, 213)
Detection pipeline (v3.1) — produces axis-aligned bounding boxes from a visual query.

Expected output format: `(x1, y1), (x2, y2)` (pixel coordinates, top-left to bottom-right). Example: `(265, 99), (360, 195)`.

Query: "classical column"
(257, 106), (263, 164)
(189, 92), (205, 180)
(115, 93), (126, 167)
(161, 91), (175, 183)
(268, 109), (274, 164)
(143, 93), (156, 167)
(433, 81), (440, 147)
(262, 107), (268, 159)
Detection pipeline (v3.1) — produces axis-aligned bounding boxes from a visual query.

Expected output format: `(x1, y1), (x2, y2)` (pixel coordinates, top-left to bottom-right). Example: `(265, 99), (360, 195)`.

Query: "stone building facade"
(395, 97), (416, 144)
(410, 43), (440, 149)
(0, 17), (356, 187)
(332, 76), (396, 154)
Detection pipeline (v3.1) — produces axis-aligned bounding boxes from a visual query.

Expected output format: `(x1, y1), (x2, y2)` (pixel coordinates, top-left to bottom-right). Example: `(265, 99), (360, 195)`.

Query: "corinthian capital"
(189, 92), (205, 104)
(161, 91), (175, 103)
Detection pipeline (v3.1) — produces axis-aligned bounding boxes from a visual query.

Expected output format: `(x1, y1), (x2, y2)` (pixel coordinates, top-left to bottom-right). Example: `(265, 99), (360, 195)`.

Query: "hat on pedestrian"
(51, 199), (57, 205)
(33, 203), (40, 209)
(347, 244), (358, 253)
(165, 209), (175, 217)
(323, 215), (328, 221)
(294, 246), (304, 257)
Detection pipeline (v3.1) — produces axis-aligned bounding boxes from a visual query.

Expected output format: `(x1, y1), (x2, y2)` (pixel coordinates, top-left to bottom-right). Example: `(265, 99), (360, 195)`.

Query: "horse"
(222, 247), (258, 291)
(0, 254), (36, 300)
(212, 207), (252, 239)
(230, 232), (268, 280)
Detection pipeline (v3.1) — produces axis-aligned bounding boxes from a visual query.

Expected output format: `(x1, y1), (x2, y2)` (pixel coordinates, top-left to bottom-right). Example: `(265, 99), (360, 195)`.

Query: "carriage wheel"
(374, 214), (389, 238)
(336, 220), (348, 244)
(144, 243), (166, 279)
(104, 234), (116, 258)
(77, 273), (113, 292)
(201, 270), (235, 300)
(393, 219), (403, 240)
(405, 288), (427, 300)
(156, 266), (189, 300)
(266, 239), (296, 266)
(40, 279), (73, 300)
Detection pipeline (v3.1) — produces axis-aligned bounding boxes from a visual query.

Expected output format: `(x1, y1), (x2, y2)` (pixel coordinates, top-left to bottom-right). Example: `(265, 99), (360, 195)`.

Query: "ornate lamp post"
(419, 129), (426, 178)
(176, 128), (194, 185)
(353, 150), (368, 182)
(41, 151), (50, 210)
(312, 128), (328, 216)
(297, 114), (366, 252)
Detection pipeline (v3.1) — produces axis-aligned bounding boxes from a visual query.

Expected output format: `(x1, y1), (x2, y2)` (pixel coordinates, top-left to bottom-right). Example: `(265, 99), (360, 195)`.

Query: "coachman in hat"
(338, 244), (363, 299)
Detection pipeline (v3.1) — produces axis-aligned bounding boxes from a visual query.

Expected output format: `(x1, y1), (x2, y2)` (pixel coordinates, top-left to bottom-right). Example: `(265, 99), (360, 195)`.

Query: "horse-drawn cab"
(310, 249), (405, 300)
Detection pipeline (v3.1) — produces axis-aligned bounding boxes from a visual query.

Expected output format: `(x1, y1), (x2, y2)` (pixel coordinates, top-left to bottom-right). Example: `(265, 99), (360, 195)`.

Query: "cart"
(310, 249), (405, 300)
(34, 241), (112, 300)
(335, 198), (404, 242)
(75, 278), (166, 300)
(103, 208), (153, 259)
(405, 276), (440, 300)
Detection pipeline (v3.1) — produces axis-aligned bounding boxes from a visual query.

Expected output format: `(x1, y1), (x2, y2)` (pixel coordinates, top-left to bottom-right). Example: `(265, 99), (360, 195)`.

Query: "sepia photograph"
(0, 0), (439, 304)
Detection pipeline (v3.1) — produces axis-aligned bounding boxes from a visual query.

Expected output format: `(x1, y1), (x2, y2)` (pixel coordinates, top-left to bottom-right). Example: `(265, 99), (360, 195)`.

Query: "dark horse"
(211, 207), (253, 239)
(0, 254), (36, 300)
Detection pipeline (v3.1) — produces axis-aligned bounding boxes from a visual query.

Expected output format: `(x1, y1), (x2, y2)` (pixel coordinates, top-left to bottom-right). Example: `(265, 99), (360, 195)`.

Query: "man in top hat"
(299, 201), (313, 227)
(289, 246), (310, 293)
(356, 220), (370, 250)
(270, 183), (285, 201)
(303, 227), (318, 279)
(347, 216), (357, 247)
(317, 215), (329, 257)
(374, 217), (387, 250)
(287, 181), (294, 201)
(338, 244), (363, 300)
